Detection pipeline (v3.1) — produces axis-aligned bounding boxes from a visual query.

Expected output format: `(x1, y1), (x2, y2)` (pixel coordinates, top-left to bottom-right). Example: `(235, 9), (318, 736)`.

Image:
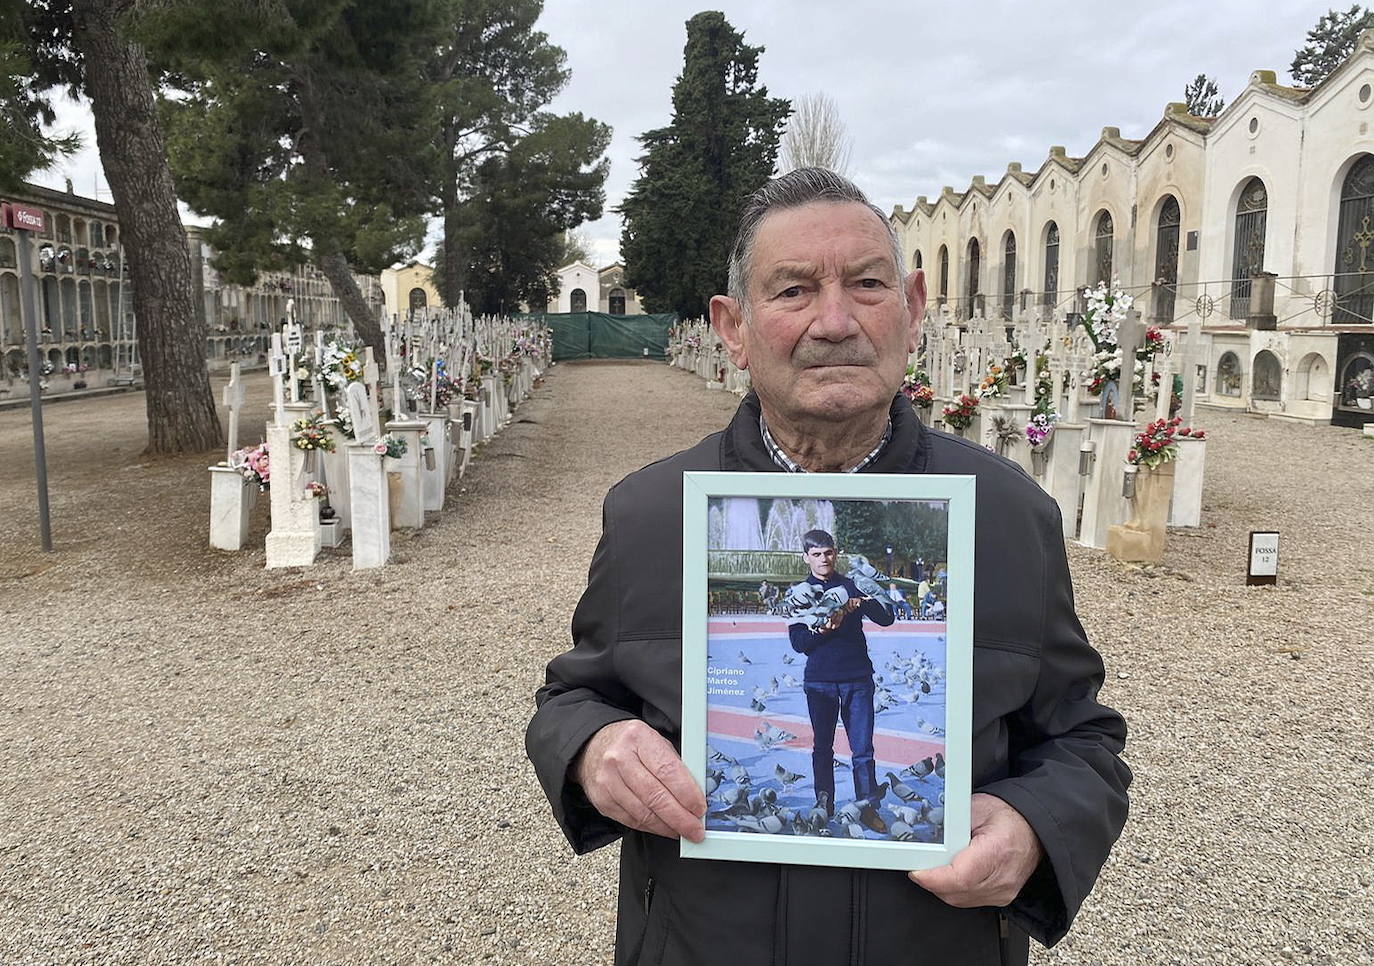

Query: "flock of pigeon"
(704, 741), (947, 842)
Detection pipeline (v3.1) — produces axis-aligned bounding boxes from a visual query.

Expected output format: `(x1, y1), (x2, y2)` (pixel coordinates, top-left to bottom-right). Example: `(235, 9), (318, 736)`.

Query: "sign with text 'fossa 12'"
(1247, 531), (1279, 586)
(1, 203), (47, 232)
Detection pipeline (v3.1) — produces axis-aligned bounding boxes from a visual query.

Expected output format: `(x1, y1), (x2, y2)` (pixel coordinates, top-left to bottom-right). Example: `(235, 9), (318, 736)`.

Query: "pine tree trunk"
(317, 252), (383, 357)
(70, 0), (222, 455)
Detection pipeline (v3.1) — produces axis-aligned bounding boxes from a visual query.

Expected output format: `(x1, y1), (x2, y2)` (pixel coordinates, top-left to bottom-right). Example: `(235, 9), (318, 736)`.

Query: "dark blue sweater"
(787, 574), (894, 683)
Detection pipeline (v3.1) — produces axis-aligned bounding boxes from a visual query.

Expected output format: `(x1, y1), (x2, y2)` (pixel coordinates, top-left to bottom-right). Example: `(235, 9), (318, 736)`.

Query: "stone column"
(347, 444), (390, 569)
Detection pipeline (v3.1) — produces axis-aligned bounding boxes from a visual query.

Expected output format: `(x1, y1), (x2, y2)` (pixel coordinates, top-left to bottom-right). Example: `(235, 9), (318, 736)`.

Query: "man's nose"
(807, 282), (860, 342)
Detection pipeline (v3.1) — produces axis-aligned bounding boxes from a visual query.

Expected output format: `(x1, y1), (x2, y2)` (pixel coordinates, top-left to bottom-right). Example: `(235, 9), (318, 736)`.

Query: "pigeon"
(807, 792), (831, 826)
(926, 806), (945, 827)
(892, 803), (926, 826)
(874, 693), (894, 715)
(774, 763), (805, 790)
(842, 822), (867, 839)
(729, 764), (752, 787)
(899, 689), (922, 705)
(834, 759), (851, 770)
(845, 555), (890, 604)
(791, 815), (815, 836)
(726, 813), (785, 834)
(750, 788), (780, 815)
(885, 772), (922, 803)
(902, 757), (936, 780)
(754, 721), (798, 750)
(704, 769), (725, 796)
(768, 676), (780, 695)
(780, 673), (800, 688)
(717, 786), (750, 809)
(836, 801), (865, 825)
(750, 697), (768, 713)
(707, 745), (738, 766)
(752, 685), (772, 704)
(889, 821), (918, 841)
(738, 650), (753, 665)
(781, 652), (797, 665)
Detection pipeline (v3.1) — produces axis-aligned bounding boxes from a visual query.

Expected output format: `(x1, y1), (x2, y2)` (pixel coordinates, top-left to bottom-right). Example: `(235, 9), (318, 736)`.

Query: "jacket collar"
(721, 391), (930, 474)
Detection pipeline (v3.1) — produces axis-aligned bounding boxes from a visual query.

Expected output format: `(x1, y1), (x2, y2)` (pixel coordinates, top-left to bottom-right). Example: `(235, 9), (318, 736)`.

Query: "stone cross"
(345, 382), (381, 446)
(1153, 333), (1175, 422)
(384, 323), (405, 418)
(1178, 318), (1202, 424)
(312, 331), (331, 419)
(222, 362), (245, 463)
(1117, 309), (1146, 395)
(362, 346), (382, 436)
(269, 333), (287, 426)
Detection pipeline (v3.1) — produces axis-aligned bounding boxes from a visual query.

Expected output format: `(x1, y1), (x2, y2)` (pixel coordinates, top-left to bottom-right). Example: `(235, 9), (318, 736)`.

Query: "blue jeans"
(804, 679), (878, 808)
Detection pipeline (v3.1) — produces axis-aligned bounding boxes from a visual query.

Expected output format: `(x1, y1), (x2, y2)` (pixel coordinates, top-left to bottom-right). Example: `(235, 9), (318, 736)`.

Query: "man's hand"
(821, 598), (862, 633)
(573, 719), (707, 842)
(909, 793), (1044, 907)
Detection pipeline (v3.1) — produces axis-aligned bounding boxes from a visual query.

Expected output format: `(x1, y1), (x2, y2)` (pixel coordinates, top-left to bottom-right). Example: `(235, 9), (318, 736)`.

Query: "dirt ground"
(0, 361), (1371, 965)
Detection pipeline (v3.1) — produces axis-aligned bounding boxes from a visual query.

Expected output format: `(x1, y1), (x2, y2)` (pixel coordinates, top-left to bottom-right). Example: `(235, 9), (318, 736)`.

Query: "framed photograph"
(680, 471), (975, 872)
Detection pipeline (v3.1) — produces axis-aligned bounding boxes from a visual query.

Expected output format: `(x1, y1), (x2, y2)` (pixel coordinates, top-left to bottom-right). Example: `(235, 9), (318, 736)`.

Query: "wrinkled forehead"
(750, 201), (898, 284)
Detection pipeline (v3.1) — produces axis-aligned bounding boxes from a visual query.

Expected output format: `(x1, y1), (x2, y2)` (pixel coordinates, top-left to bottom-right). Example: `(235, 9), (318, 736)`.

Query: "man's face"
(710, 201), (926, 425)
(804, 545), (836, 579)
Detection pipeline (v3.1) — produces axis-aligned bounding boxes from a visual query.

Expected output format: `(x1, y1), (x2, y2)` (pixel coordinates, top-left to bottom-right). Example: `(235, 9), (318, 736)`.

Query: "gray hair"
(726, 167), (906, 316)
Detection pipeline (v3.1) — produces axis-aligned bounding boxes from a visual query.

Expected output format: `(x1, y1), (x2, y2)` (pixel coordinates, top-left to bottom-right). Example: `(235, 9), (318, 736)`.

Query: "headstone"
(384, 416), (427, 530)
(222, 363), (245, 463)
(345, 382), (381, 446)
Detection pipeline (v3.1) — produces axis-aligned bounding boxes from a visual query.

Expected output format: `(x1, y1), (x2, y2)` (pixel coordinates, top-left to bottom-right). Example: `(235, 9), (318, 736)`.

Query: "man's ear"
(710, 294), (749, 370)
(904, 269), (927, 354)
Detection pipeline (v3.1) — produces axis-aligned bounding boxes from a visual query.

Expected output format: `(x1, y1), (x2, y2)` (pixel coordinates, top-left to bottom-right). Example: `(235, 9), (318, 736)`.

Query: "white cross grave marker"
(223, 362), (245, 463)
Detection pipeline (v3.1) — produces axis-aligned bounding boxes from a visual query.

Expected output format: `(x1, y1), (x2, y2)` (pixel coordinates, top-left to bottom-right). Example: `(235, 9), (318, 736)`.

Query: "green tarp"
(523, 312), (676, 361)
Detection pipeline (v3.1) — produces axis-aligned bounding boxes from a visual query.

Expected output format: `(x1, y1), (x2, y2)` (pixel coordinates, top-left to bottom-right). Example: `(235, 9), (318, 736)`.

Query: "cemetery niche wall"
(888, 28), (1374, 432)
(0, 181), (382, 402)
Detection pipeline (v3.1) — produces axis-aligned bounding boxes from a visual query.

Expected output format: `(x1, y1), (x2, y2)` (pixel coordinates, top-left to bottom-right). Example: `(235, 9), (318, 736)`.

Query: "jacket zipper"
(998, 911), (1011, 964)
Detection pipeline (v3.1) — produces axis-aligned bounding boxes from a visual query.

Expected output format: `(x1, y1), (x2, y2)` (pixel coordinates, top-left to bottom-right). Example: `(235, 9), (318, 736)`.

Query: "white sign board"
(1247, 531), (1279, 585)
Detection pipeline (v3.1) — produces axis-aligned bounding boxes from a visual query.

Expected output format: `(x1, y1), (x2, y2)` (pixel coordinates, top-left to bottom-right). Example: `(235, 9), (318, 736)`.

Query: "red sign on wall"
(1, 203), (46, 232)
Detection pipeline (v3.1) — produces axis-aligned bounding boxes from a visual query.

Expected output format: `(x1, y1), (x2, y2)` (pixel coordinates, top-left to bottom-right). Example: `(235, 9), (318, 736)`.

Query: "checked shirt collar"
(758, 414), (893, 473)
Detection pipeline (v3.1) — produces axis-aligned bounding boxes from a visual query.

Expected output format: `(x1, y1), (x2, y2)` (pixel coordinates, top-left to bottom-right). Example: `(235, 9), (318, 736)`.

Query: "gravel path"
(0, 361), (1370, 965)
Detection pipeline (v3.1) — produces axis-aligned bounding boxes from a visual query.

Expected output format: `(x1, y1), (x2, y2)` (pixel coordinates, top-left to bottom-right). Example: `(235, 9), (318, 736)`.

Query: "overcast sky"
(32, 0), (1335, 267)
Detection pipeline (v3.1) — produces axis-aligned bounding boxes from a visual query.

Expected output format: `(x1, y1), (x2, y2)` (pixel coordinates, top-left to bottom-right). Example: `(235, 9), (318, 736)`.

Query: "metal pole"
(16, 230), (53, 551)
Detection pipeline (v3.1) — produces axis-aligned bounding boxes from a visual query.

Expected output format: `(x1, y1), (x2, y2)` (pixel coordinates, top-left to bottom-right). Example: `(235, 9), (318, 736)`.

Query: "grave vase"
(1107, 461), (1176, 565)
(1030, 443), (1050, 477)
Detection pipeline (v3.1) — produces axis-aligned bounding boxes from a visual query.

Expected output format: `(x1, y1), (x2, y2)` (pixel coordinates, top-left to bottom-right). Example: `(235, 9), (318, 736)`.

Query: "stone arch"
(408, 287), (427, 310)
(1251, 349), (1282, 400)
(0, 236), (14, 269)
(99, 345), (113, 369)
(0, 272), (18, 345)
(570, 287), (587, 313)
(59, 277), (77, 336)
(608, 288), (626, 314)
(1337, 350), (1374, 410)
(966, 237), (982, 314)
(1216, 350), (1242, 396)
(1041, 221), (1059, 307)
(65, 346), (79, 366)
(937, 245), (949, 304)
(1294, 351), (1330, 403)
(1230, 176), (1268, 319)
(47, 347), (63, 367)
(912, 249), (923, 271)
(1000, 229), (1017, 319)
(1333, 153), (1374, 324)
(1093, 209), (1114, 285)
(5, 347), (24, 376)
(80, 345), (96, 369)
(1153, 195), (1181, 322)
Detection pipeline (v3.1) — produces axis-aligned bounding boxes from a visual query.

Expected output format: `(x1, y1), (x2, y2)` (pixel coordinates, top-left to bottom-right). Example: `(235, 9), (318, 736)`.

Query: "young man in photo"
(786, 528), (895, 831)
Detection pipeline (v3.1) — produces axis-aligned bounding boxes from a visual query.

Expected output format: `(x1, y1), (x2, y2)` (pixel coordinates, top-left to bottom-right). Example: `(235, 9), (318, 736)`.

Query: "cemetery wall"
(0, 182), (382, 396)
(890, 30), (1374, 428)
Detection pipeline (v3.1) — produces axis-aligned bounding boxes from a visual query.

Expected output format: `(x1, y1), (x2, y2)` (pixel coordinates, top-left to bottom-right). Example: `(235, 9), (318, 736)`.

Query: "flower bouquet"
(974, 363), (1008, 400)
(901, 366), (934, 409)
(1126, 416), (1205, 469)
(230, 442), (270, 491)
(941, 394), (979, 433)
(374, 434), (407, 460)
(290, 412), (336, 453)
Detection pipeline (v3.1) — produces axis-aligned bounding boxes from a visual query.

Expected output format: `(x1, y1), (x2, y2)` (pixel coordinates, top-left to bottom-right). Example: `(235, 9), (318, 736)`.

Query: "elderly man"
(526, 168), (1130, 965)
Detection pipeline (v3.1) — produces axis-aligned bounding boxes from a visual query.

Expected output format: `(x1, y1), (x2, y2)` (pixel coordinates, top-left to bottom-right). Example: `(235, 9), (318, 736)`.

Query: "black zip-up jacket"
(526, 393), (1131, 966)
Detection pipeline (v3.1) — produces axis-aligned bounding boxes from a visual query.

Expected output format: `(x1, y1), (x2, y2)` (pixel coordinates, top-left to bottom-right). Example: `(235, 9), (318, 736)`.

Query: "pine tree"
(428, 0), (608, 308)
(146, 0), (445, 356)
(435, 111), (610, 315)
(619, 12), (790, 318)
(1291, 5), (1374, 87)
(1182, 73), (1225, 117)
(0, 5), (80, 191)
(20, 0), (223, 453)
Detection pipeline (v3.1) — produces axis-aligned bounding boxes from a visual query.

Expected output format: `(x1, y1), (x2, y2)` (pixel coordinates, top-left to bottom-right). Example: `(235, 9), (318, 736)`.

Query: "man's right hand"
(573, 719), (707, 842)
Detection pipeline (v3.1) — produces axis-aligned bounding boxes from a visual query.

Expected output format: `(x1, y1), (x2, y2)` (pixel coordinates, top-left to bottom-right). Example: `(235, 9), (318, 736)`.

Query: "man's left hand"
(908, 793), (1043, 908)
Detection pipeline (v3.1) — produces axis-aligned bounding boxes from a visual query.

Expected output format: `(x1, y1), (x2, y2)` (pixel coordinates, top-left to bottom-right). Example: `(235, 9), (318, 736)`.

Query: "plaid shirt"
(759, 415), (892, 473)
